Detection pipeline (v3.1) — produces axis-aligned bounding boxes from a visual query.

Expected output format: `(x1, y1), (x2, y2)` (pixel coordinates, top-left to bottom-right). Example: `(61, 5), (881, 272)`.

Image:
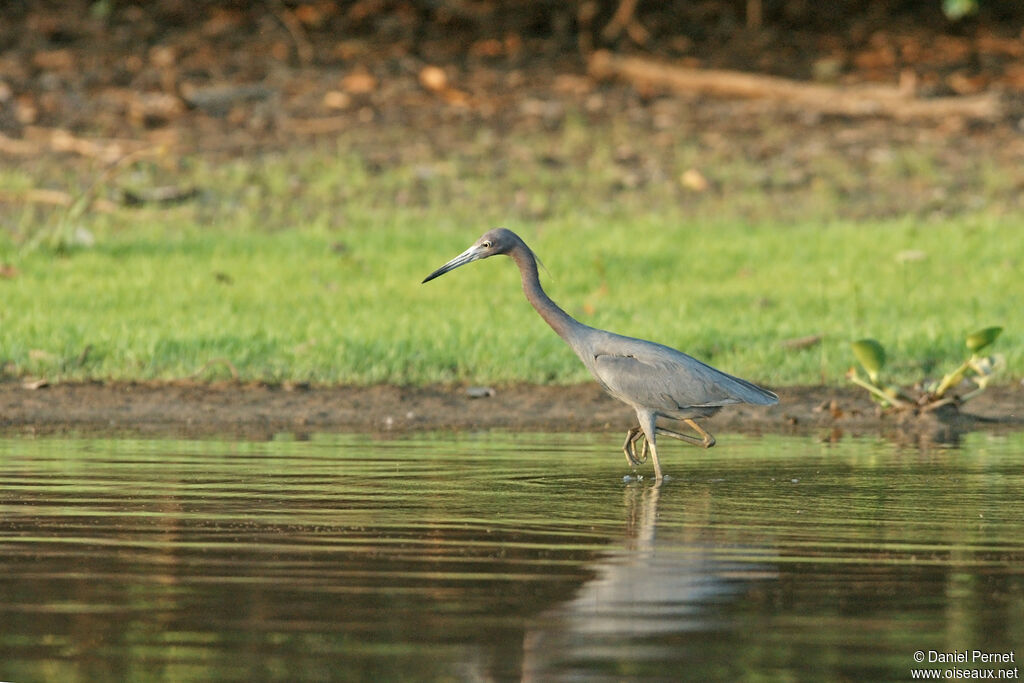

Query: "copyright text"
(911, 650), (1018, 680)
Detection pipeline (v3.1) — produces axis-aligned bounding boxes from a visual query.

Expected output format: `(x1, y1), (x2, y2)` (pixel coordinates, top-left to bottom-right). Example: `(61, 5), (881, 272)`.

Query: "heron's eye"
(482, 240), (492, 248)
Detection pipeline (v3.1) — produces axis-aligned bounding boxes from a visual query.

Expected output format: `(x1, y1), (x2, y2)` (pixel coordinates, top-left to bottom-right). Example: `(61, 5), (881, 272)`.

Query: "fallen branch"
(180, 84), (274, 114)
(23, 126), (151, 162)
(780, 334), (823, 351)
(0, 188), (73, 207)
(0, 132), (39, 156)
(0, 188), (118, 213)
(588, 51), (1003, 121)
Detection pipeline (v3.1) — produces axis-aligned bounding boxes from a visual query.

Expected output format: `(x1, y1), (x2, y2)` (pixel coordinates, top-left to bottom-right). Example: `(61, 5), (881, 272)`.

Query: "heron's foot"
(622, 427), (648, 466)
(656, 420), (716, 449)
(685, 419), (716, 448)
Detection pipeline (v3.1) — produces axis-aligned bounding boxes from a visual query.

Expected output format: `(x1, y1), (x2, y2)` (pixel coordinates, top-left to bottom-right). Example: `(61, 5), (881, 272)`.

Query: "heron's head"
(422, 228), (520, 283)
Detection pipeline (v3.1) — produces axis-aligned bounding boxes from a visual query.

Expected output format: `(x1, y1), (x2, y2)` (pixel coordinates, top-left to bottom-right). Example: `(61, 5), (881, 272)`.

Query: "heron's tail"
(720, 372), (779, 406)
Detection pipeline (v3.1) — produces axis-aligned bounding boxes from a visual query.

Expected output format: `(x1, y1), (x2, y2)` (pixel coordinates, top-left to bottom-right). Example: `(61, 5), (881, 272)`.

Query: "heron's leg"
(684, 419), (716, 448)
(622, 426), (647, 466)
(622, 427), (639, 465)
(647, 437), (662, 481)
(633, 430), (648, 464)
(655, 426), (704, 446)
(657, 421), (716, 449)
(637, 412), (663, 481)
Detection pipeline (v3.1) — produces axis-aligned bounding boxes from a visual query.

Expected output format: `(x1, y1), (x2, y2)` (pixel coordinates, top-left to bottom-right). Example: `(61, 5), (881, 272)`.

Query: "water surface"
(1, 431), (1022, 681)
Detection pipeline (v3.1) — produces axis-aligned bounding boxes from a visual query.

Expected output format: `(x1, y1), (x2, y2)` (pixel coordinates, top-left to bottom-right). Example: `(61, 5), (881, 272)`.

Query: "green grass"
(0, 137), (1021, 387)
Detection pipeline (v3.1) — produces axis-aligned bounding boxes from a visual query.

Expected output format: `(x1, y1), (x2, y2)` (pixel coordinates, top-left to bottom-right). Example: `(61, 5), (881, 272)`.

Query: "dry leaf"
(129, 91), (185, 125)
(294, 3), (331, 26)
(203, 8), (244, 36)
(947, 71), (988, 95)
(470, 39), (504, 58)
(680, 168), (709, 192)
(149, 45), (177, 68)
(441, 88), (470, 106)
(828, 400), (844, 419)
(419, 65), (448, 92)
(342, 70), (377, 94)
(323, 91), (351, 109)
(33, 49), (74, 71)
(15, 95), (38, 124)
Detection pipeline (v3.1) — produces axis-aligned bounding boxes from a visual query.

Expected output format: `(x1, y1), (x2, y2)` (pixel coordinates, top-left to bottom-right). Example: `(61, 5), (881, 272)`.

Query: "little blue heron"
(422, 228), (778, 480)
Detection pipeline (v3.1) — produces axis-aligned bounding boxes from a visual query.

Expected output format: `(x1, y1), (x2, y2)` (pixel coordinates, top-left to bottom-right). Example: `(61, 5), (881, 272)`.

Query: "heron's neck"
(509, 244), (582, 342)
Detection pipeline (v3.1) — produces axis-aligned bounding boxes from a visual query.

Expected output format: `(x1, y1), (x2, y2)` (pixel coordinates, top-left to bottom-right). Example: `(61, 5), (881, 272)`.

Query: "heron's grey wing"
(593, 350), (776, 412)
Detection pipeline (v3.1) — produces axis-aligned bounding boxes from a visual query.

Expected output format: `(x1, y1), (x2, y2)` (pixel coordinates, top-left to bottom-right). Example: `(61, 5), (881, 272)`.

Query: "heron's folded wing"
(593, 352), (766, 411)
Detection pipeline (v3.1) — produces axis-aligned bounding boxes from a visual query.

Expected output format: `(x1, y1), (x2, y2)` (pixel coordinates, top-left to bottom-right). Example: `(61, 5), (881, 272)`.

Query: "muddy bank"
(1, 381), (1021, 444)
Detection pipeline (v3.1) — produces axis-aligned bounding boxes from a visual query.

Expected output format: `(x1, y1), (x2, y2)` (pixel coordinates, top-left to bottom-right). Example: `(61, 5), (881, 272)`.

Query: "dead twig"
(780, 334), (823, 351)
(0, 188), (118, 212)
(120, 186), (199, 206)
(1, 128), (154, 163)
(0, 188), (72, 207)
(0, 132), (39, 156)
(180, 84), (275, 114)
(747, 0), (762, 29)
(67, 146), (163, 220)
(282, 116), (349, 135)
(601, 0), (650, 45)
(266, 0), (314, 66)
(24, 126), (151, 163)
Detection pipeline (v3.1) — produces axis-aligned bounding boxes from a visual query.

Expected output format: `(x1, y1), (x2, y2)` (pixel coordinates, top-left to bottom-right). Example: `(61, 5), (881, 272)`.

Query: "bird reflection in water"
(520, 480), (776, 680)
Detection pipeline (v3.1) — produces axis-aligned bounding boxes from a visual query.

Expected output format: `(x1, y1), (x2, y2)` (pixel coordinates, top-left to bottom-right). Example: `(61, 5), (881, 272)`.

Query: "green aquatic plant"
(847, 327), (1005, 411)
(847, 339), (911, 409)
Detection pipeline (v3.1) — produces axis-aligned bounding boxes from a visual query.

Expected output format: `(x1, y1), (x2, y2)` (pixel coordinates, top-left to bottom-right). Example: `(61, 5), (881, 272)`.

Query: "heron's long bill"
(421, 245), (485, 283)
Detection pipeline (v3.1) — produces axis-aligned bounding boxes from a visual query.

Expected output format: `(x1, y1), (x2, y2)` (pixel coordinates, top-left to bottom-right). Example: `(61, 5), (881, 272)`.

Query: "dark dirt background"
(1, 1), (1022, 440)
(3, 2), (1024, 184)
(3, 2), (1024, 220)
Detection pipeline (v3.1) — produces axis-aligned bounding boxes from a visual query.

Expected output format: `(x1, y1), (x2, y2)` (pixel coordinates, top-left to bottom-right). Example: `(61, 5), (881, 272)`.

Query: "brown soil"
(2, 381), (1021, 445)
